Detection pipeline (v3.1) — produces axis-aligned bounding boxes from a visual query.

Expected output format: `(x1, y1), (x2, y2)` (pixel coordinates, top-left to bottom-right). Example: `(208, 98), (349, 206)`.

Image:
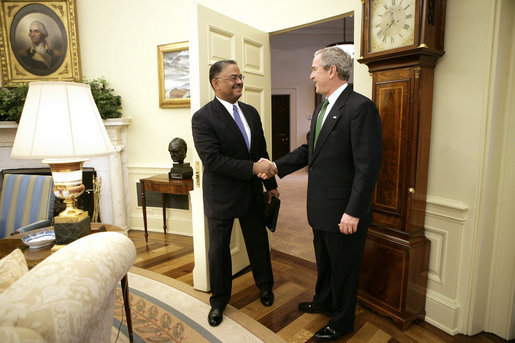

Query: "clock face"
(370, 0), (416, 53)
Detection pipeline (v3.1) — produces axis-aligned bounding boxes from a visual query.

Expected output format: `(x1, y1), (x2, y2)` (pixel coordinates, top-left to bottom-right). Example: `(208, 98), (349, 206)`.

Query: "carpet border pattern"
(114, 267), (284, 343)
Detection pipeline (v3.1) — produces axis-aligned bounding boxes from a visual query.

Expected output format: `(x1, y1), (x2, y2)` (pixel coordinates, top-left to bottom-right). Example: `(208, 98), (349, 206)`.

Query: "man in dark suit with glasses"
(192, 60), (279, 327)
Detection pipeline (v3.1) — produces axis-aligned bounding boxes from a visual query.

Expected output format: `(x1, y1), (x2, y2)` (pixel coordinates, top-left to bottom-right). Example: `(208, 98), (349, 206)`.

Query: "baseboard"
(425, 289), (460, 335)
(130, 210), (193, 236)
(423, 195), (468, 335)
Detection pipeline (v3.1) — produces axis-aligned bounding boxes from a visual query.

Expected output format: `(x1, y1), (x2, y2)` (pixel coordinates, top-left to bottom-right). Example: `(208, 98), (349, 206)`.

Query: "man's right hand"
(253, 158), (277, 179)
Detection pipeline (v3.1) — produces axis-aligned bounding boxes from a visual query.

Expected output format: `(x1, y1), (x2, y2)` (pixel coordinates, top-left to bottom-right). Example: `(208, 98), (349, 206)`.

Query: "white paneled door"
(189, 4), (272, 291)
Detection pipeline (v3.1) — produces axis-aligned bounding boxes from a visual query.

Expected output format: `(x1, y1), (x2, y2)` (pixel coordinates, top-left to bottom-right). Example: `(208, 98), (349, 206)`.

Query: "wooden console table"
(139, 174), (193, 242)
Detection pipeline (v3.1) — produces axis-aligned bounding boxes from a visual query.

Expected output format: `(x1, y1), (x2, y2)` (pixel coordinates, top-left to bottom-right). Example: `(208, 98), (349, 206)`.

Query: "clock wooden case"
(358, 0), (446, 329)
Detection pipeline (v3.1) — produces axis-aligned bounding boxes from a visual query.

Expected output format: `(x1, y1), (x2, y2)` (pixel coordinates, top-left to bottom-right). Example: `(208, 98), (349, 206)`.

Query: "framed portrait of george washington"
(157, 41), (190, 108)
(0, 0), (81, 86)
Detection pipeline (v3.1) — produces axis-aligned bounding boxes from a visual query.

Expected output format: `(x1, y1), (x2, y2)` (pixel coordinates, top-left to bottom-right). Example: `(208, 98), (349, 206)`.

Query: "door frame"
(272, 88), (297, 152)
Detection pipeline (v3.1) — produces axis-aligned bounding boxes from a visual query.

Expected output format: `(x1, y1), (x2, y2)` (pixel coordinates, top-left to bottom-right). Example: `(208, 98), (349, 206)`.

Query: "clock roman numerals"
(369, 0), (415, 52)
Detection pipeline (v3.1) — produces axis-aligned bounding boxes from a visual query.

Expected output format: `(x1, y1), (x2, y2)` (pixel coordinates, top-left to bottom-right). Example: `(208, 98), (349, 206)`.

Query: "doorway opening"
(271, 94), (290, 160)
(270, 15), (354, 262)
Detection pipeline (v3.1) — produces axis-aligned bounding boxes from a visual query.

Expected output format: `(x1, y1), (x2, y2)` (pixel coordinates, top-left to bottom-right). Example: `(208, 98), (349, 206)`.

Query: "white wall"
(75, 0), (195, 235)
(1, 0), (513, 339)
(426, 0), (514, 338)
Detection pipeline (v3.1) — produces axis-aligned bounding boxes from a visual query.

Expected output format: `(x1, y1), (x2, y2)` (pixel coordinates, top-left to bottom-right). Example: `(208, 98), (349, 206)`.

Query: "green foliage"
(0, 84), (28, 122)
(84, 77), (122, 119)
(0, 78), (122, 122)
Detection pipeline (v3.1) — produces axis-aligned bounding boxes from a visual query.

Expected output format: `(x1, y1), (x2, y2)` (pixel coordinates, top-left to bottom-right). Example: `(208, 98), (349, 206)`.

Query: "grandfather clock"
(357, 0), (446, 329)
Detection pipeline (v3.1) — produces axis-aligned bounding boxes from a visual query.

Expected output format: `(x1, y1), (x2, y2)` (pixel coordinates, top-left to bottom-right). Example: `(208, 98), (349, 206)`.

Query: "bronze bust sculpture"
(168, 138), (193, 179)
(169, 138), (187, 163)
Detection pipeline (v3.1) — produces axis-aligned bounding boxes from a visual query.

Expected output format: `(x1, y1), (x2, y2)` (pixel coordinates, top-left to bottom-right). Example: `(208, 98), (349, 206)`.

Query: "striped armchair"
(0, 174), (55, 238)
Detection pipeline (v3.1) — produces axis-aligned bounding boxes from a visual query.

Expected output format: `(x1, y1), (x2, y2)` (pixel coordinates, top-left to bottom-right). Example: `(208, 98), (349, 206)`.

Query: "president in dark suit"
(191, 60), (279, 327)
(261, 47), (382, 342)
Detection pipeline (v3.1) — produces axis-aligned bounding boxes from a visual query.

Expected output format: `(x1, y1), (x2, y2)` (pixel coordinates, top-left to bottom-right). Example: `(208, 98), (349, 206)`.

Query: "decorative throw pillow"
(0, 249), (28, 294)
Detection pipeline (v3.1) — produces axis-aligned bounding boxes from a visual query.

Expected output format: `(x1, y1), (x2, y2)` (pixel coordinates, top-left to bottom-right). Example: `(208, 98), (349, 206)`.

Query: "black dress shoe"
(260, 289), (274, 307)
(313, 325), (353, 342)
(298, 302), (324, 313)
(208, 308), (223, 327)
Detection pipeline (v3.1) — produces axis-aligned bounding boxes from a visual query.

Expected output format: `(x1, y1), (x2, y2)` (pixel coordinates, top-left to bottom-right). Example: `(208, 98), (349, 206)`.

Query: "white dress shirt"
(217, 97), (252, 146)
(317, 83), (348, 126)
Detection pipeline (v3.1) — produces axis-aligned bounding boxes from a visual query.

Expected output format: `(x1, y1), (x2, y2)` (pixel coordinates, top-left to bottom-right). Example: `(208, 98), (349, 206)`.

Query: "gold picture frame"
(157, 41), (190, 108)
(0, 0), (81, 86)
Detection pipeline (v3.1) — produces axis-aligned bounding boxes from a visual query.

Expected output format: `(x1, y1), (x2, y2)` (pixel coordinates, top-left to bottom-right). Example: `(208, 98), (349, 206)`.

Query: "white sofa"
(0, 232), (136, 343)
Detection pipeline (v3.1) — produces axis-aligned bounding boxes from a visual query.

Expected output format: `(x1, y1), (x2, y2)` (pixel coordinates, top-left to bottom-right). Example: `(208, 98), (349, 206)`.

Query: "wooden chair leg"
(120, 274), (133, 342)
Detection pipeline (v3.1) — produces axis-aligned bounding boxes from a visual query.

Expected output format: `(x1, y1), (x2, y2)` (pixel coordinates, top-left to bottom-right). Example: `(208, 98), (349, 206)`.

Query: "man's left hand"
(266, 189), (280, 203)
(339, 213), (359, 234)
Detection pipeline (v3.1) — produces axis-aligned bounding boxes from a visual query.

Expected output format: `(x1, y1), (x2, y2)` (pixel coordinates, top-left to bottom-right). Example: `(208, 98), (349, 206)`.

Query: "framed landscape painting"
(157, 41), (190, 108)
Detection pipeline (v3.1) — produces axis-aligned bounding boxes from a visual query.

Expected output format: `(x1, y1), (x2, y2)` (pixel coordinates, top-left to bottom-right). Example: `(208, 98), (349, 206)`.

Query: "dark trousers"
(311, 223), (368, 330)
(207, 199), (274, 309)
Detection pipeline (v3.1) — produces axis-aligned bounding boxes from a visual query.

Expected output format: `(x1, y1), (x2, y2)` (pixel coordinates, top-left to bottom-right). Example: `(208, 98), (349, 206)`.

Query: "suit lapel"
(212, 98), (250, 153)
(310, 87), (352, 162)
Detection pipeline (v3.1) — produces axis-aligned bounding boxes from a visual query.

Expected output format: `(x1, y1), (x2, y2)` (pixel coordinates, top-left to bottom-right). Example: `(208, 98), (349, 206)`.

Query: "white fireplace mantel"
(0, 118), (131, 228)
(0, 121), (18, 148)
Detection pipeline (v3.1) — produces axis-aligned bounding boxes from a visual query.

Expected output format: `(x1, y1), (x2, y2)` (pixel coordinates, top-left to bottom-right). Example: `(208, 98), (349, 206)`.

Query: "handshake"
(253, 158), (277, 179)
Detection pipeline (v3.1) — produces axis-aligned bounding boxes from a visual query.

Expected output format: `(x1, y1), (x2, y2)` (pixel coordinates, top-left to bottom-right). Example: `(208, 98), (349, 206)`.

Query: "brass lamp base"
(44, 158), (92, 244)
(54, 212), (91, 244)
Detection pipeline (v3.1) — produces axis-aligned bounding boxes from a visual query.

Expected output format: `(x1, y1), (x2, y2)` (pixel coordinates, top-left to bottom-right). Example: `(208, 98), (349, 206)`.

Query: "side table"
(0, 223), (134, 342)
(139, 174), (193, 242)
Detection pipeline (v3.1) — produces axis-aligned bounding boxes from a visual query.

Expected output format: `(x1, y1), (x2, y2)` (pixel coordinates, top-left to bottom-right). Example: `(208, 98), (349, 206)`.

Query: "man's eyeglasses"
(215, 74), (245, 82)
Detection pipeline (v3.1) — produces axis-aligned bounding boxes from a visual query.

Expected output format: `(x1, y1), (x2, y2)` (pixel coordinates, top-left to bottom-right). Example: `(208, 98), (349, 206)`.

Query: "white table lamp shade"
(11, 81), (115, 159)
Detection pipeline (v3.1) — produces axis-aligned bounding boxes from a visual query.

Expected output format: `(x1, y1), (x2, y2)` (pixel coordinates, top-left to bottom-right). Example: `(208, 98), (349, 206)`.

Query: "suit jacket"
(19, 44), (61, 75)
(192, 97), (277, 219)
(276, 86), (382, 232)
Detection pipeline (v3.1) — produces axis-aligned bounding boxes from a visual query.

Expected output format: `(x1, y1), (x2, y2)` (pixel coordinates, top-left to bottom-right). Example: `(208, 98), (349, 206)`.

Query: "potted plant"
(0, 84), (28, 122)
(85, 78), (122, 119)
(0, 78), (122, 122)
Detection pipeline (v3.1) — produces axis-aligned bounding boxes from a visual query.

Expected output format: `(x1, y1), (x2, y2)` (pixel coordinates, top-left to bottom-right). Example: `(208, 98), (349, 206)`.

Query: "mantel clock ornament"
(168, 137), (193, 180)
(358, 0), (446, 330)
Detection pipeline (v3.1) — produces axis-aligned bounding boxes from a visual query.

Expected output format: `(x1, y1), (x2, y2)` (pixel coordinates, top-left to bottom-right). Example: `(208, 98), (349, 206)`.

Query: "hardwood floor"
(129, 230), (507, 343)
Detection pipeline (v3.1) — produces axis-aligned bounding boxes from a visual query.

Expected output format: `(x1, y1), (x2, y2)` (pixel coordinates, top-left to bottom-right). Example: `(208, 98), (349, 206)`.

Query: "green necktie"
(313, 99), (329, 148)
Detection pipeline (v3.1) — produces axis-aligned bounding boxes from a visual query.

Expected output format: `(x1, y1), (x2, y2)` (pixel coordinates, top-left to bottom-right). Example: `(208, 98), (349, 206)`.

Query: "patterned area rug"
(111, 267), (284, 343)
